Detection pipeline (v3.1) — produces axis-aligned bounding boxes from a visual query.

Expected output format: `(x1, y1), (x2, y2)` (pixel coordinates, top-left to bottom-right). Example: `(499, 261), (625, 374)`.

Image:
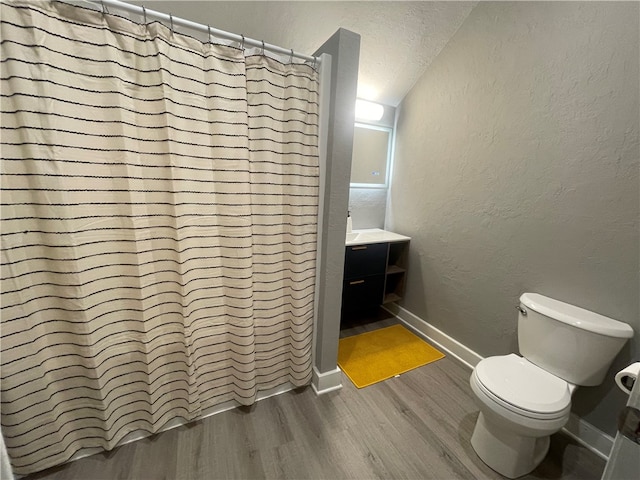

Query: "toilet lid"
(475, 354), (571, 415)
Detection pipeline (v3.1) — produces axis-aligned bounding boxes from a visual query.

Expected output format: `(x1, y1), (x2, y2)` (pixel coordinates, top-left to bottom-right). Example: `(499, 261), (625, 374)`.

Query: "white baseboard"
(384, 303), (613, 461)
(311, 365), (343, 395)
(562, 413), (613, 461)
(384, 304), (483, 369)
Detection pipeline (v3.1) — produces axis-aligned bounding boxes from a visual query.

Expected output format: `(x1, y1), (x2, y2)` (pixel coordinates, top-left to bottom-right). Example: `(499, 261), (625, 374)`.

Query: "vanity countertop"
(345, 228), (411, 247)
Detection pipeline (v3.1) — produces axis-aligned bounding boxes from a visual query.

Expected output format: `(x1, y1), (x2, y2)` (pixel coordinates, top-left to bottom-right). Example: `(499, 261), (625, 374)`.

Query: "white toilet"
(469, 293), (634, 478)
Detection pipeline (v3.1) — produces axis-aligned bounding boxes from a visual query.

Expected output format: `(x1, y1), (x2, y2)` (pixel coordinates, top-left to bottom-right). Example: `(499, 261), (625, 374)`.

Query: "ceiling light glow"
(355, 99), (384, 121)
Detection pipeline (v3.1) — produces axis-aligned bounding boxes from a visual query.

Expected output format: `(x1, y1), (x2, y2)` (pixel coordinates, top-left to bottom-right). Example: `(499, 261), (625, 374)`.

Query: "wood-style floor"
(26, 310), (605, 480)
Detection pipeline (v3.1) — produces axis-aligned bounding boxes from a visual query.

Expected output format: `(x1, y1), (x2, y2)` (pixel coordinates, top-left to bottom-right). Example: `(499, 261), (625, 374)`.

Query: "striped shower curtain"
(0, 1), (319, 475)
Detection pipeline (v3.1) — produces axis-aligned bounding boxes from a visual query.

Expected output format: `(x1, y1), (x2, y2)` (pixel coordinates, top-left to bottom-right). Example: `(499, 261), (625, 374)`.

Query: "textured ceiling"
(128, 1), (477, 106)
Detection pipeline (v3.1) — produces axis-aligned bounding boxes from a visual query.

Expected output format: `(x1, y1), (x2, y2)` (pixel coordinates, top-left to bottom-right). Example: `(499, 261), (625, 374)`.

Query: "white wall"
(348, 188), (387, 229)
(388, 1), (639, 436)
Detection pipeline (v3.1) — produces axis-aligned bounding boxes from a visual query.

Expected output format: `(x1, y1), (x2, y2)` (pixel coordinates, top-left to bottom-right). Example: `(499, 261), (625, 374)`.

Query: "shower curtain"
(0, 1), (319, 475)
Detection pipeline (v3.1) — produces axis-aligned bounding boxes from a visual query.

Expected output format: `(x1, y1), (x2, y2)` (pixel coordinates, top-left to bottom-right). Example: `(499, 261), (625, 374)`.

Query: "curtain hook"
(261, 40), (265, 56)
(289, 49), (294, 64)
(100, 0), (108, 14)
(170, 14), (174, 34)
(312, 56), (317, 69)
(240, 34), (245, 51)
(141, 5), (147, 25)
(207, 25), (212, 45)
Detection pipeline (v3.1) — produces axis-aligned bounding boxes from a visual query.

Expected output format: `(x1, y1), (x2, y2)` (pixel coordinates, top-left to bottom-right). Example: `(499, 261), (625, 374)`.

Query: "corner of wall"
(311, 366), (343, 395)
(312, 29), (361, 377)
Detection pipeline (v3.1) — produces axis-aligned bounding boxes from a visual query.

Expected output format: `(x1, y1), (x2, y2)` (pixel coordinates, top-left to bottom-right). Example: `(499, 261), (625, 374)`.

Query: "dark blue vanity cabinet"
(342, 240), (409, 313)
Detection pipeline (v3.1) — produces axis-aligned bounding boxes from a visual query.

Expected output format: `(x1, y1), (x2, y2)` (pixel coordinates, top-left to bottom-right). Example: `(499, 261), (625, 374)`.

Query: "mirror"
(350, 123), (392, 188)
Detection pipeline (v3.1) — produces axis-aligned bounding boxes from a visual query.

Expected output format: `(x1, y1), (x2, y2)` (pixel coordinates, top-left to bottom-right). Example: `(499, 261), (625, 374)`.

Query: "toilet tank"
(518, 293), (634, 386)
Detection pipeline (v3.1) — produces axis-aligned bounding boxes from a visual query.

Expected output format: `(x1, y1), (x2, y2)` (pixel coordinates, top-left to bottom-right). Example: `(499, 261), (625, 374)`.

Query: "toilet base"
(471, 412), (550, 478)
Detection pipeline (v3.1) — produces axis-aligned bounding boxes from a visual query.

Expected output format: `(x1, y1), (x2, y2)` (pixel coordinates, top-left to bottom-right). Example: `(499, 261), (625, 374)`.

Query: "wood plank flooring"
(25, 311), (605, 480)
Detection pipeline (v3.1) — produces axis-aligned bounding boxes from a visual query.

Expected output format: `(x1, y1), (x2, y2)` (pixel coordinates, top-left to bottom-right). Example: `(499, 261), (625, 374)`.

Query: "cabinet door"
(341, 274), (385, 312)
(344, 243), (388, 278)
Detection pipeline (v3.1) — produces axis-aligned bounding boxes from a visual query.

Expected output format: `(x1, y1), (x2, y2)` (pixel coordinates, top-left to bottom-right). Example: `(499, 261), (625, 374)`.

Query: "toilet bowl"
(469, 293), (633, 478)
(470, 354), (572, 478)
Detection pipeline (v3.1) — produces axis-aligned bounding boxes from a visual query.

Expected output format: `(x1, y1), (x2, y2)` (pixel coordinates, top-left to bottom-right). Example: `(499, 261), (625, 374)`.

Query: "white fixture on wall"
(355, 98), (384, 121)
(350, 123), (392, 188)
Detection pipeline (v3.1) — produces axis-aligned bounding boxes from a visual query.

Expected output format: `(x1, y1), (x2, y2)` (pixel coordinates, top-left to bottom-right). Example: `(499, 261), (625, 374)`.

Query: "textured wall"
(388, 1), (639, 436)
(348, 188), (387, 229)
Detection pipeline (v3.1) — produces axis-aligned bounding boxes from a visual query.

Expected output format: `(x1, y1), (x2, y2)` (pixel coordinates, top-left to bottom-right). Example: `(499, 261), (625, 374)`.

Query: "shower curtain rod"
(87, 0), (320, 64)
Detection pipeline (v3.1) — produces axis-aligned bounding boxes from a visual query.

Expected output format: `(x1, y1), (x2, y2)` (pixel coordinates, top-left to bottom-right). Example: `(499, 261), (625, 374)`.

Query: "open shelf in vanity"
(384, 241), (409, 303)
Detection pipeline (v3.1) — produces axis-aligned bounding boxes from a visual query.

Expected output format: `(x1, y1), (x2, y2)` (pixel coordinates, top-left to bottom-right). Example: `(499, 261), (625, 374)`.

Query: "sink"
(345, 228), (411, 246)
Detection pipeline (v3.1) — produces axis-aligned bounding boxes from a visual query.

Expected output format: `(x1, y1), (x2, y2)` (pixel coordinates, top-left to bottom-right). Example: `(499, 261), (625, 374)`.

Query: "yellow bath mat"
(338, 324), (445, 388)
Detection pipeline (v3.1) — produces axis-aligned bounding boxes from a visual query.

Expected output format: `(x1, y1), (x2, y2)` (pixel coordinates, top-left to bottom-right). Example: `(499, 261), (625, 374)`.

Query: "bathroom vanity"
(342, 229), (410, 313)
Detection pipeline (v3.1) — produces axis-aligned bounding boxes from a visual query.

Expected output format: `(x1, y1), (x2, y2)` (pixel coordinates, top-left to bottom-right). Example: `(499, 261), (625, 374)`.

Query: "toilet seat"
(474, 354), (571, 420)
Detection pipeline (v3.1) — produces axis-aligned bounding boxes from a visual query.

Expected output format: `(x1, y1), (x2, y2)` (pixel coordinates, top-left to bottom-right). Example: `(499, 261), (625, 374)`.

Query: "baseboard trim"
(562, 413), (613, 461)
(311, 365), (343, 395)
(384, 304), (483, 369)
(384, 303), (613, 461)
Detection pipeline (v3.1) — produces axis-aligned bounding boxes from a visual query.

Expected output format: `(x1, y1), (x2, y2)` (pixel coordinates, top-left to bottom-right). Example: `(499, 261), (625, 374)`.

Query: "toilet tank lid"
(520, 293), (634, 339)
